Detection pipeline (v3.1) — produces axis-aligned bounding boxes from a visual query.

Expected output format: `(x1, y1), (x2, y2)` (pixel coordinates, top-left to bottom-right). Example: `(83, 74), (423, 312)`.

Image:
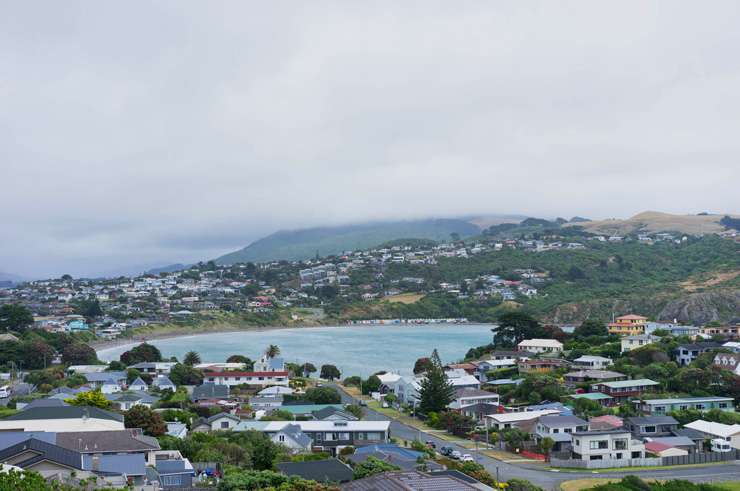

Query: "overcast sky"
(2, 2), (740, 278)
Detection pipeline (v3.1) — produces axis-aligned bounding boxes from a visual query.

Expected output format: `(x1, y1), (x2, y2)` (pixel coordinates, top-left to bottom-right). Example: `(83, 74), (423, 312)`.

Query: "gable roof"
(129, 377), (148, 387)
(4, 406), (123, 423)
(311, 406), (357, 421)
(82, 453), (147, 476)
(56, 430), (160, 453)
(279, 424), (313, 448)
(538, 415), (587, 428)
(277, 458), (353, 483)
(152, 375), (175, 387)
(0, 438), (83, 471)
(342, 470), (480, 490)
(627, 416), (678, 426)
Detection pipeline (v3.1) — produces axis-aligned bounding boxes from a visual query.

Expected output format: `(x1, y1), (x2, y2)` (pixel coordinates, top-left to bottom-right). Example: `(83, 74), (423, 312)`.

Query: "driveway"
(330, 383), (740, 490)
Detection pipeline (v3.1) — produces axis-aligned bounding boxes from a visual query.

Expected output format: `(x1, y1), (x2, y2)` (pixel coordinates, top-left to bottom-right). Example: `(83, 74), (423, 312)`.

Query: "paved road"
(330, 384), (740, 490)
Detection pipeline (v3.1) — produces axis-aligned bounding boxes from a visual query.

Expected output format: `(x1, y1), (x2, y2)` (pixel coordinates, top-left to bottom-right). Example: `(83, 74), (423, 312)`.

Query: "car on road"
(450, 450), (462, 460)
(425, 440), (436, 449)
(0, 386), (9, 398)
(460, 454), (474, 462)
(439, 446), (453, 456)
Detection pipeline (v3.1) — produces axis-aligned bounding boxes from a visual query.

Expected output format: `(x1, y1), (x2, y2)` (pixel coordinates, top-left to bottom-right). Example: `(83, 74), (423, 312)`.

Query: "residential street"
(330, 384), (740, 490)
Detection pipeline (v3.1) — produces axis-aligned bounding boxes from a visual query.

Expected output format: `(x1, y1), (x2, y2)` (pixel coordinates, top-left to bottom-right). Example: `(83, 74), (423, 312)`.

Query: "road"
(329, 384), (740, 490)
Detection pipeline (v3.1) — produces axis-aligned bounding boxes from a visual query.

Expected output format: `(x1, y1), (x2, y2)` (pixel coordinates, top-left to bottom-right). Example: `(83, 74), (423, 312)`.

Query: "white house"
(128, 377), (148, 392)
(517, 339), (563, 355)
(271, 424), (313, 453)
(573, 356), (613, 370)
(203, 370), (289, 388)
(152, 375), (176, 392)
(620, 335), (658, 354)
(570, 429), (645, 463)
(448, 388), (499, 410)
(684, 420), (740, 449)
(101, 379), (123, 394)
(192, 413), (241, 432)
(485, 409), (560, 431)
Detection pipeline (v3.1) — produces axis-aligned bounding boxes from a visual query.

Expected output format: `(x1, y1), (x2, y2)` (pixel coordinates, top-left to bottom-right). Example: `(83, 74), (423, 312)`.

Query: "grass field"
(384, 293), (425, 304)
(560, 477), (740, 490)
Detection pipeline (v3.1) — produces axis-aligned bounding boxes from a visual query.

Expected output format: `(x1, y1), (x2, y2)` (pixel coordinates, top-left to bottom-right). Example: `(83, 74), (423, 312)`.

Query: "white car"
(460, 454), (474, 462)
(0, 386), (9, 398)
(450, 450), (462, 460)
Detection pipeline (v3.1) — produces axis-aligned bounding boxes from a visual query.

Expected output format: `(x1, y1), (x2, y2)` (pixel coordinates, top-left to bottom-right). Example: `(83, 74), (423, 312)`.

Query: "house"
(447, 388), (499, 410)
(564, 370), (625, 387)
(485, 409), (560, 432)
(191, 412), (241, 432)
(110, 392), (159, 411)
(588, 415), (624, 431)
(517, 339), (563, 355)
(457, 402), (504, 423)
(101, 378), (123, 394)
(713, 353), (740, 375)
(535, 415), (588, 451)
(637, 397), (735, 415)
(573, 356), (613, 370)
(0, 407), (125, 432)
(312, 407), (358, 421)
(250, 395), (284, 410)
(84, 371), (127, 389)
(518, 358), (568, 374)
(259, 386), (294, 396)
(701, 324), (740, 338)
(277, 458), (353, 483)
(279, 404), (345, 418)
(148, 452), (195, 489)
(644, 436), (697, 455)
(608, 315), (648, 336)
(675, 342), (722, 366)
(645, 440), (688, 458)
(203, 370), (289, 388)
(671, 427), (707, 452)
(191, 382), (230, 402)
(570, 429), (645, 463)
(346, 444), (439, 472)
(568, 393), (614, 407)
(376, 372), (403, 393)
(444, 369), (481, 389)
(129, 377), (149, 392)
(166, 422), (188, 439)
(626, 416), (679, 439)
(592, 379), (659, 403)
(152, 375), (177, 392)
(235, 420), (391, 455)
(620, 334), (658, 353)
(254, 355), (286, 373)
(271, 424), (314, 453)
(646, 322), (700, 338)
(128, 361), (177, 375)
(526, 402), (573, 416)
(474, 358), (517, 382)
(684, 420), (740, 449)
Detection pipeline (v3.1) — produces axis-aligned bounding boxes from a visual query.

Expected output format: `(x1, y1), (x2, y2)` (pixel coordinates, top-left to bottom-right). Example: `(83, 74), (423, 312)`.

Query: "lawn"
(561, 480), (740, 491)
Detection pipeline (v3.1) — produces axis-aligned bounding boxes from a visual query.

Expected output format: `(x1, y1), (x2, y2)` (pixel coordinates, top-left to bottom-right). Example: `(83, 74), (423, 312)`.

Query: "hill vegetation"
(567, 211), (737, 236)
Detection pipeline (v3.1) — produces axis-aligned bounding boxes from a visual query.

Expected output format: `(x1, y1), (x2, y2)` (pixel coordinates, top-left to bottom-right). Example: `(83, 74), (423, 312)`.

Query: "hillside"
(215, 218), (482, 264)
(566, 211), (737, 236)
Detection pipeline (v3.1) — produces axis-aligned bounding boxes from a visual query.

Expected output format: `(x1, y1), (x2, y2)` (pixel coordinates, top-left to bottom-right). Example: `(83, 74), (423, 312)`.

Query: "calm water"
(97, 324), (494, 377)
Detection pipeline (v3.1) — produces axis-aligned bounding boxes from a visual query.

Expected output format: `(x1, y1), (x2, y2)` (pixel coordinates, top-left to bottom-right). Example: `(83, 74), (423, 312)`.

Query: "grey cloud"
(1, 1), (740, 277)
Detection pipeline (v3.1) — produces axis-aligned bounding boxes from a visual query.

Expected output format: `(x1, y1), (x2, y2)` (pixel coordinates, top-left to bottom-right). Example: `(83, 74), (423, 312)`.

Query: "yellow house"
(608, 314), (648, 336)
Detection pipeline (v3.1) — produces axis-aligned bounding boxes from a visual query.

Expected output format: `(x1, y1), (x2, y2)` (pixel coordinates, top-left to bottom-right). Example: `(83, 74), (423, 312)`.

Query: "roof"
(20, 398), (69, 410)
(156, 458), (194, 475)
(672, 428), (706, 440)
(569, 392), (613, 400)
(589, 415), (623, 428)
(0, 438), (83, 471)
(152, 375), (175, 387)
(235, 420), (390, 432)
(599, 378), (659, 388)
(628, 416), (678, 426)
(84, 371), (127, 383)
(677, 342), (722, 350)
(517, 339), (563, 348)
(685, 420), (740, 438)
(0, 431), (56, 451)
(278, 404), (344, 415)
(565, 370), (624, 379)
(129, 377), (148, 387)
(312, 406), (357, 421)
(454, 387), (497, 399)
(341, 470), (480, 490)
(3, 406), (124, 423)
(645, 441), (672, 453)
(641, 396), (734, 405)
(280, 424), (313, 448)
(649, 436), (695, 447)
(572, 429), (630, 437)
(82, 453), (147, 476)
(191, 383), (229, 400)
(574, 355), (612, 362)
(56, 430), (160, 453)
(538, 415), (587, 428)
(487, 409), (560, 423)
(204, 371), (289, 377)
(617, 315), (648, 320)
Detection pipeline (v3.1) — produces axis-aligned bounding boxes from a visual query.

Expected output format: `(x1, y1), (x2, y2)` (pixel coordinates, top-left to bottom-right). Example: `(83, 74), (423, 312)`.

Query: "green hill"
(214, 219), (481, 264)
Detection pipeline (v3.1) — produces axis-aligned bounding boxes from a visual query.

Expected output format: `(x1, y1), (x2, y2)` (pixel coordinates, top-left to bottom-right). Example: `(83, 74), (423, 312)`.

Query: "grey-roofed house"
(84, 371), (127, 388)
(191, 382), (229, 402)
(272, 424), (313, 453)
(646, 436), (698, 454)
(151, 457), (195, 488)
(18, 398), (69, 411)
(341, 470), (481, 490)
(0, 437), (85, 478)
(82, 453), (147, 480)
(55, 429), (160, 455)
(564, 370), (625, 387)
(626, 416), (679, 439)
(675, 342), (722, 366)
(191, 412), (241, 432)
(129, 376), (149, 392)
(535, 415), (588, 451)
(152, 375), (176, 392)
(671, 428), (707, 452)
(166, 422), (188, 439)
(277, 458), (353, 483)
(0, 406), (125, 432)
(312, 406), (358, 421)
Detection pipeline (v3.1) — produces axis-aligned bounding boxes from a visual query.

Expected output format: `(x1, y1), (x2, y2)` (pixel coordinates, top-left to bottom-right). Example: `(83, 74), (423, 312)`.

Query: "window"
(644, 426), (656, 433)
(614, 439), (627, 450)
(553, 429), (559, 434)
(220, 421), (230, 429)
(720, 403), (728, 409)
(590, 440), (608, 450)
(278, 435), (285, 442)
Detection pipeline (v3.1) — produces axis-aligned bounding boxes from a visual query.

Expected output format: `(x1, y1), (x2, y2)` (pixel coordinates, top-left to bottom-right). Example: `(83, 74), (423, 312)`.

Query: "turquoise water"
(97, 324), (494, 377)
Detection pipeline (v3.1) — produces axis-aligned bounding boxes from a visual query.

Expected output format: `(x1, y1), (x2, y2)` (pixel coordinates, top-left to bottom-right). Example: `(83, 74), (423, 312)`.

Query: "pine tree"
(418, 349), (455, 414)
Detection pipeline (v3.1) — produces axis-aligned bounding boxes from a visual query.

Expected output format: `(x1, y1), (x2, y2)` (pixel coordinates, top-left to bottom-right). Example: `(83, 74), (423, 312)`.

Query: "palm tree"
(265, 345), (280, 358)
(183, 351), (201, 366)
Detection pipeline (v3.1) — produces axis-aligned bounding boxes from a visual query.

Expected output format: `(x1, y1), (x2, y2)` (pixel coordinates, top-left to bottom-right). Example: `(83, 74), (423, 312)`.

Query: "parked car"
(359, 400), (368, 407)
(439, 446), (453, 456)
(0, 386), (9, 398)
(450, 450), (462, 460)
(460, 454), (474, 462)
(425, 440), (436, 449)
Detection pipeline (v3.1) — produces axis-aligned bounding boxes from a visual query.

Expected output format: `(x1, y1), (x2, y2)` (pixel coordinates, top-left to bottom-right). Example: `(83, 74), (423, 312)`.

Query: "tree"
(0, 304), (33, 333)
(493, 312), (546, 348)
(302, 362), (317, 377)
(75, 297), (103, 318)
(183, 351), (201, 366)
(62, 343), (98, 365)
(65, 390), (111, 409)
(265, 345), (281, 358)
(418, 349), (455, 414)
(0, 469), (55, 491)
(362, 375), (382, 395)
(573, 319), (608, 339)
(320, 364), (341, 380)
(20, 341), (55, 369)
(169, 363), (203, 386)
(304, 386), (341, 404)
(345, 404), (364, 419)
(540, 436), (554, 460)
(120, 343), (162, 365)
(352, 456), (400, 479)
(413, 357), (433, 374)
(124, 405), (166, 436)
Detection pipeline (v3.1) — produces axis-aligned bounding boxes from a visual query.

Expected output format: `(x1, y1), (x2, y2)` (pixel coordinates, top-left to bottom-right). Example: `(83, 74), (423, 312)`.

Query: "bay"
(97, 324), (494, 377)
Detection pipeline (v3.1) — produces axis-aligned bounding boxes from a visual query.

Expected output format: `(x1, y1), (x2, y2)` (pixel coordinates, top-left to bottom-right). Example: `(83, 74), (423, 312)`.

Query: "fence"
(662, 450), (740, 466)
(550, 457), (662, 469)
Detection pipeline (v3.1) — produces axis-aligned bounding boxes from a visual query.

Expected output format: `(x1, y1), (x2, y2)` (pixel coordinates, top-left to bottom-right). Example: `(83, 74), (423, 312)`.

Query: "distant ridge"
(214, 218), (483, 264)
(567, 211), (740, 236)
(145, 263), (189, 275)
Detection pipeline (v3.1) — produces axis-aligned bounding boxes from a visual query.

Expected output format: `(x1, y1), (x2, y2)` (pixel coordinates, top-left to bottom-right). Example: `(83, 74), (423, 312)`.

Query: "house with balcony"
(447, 388), (499, 410)
(518, 358), (569, 374)
(675, 342), (722, 366)
(626, 416), (679, 439)
(608, 315), (648, 336)
(203, 369), (289, 388)
(592, 379), (659, 404)
(535, 415), (588, 451)
(517, 339), (563, 355)
(637, 396), (735, 415)
(572, 356), (613, 370)
(569, 429), (646, 464)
